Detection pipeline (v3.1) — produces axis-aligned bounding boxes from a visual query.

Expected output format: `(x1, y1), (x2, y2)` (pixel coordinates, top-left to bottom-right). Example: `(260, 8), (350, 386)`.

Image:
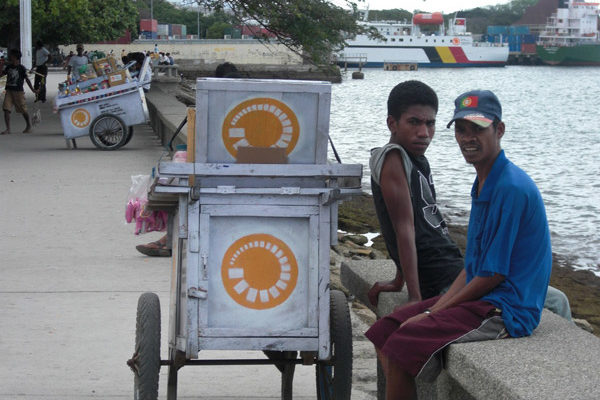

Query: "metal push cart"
(128, 78), (362, 399)
(54, 57), (152, 150)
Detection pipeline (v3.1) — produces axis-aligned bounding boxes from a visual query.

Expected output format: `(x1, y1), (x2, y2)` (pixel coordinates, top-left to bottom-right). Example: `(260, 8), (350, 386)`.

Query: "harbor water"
(328, 66), (600, 275)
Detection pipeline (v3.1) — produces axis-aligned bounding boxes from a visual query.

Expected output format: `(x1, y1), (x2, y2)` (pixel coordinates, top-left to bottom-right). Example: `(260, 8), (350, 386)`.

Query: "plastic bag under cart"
(54, 57), (152, 150)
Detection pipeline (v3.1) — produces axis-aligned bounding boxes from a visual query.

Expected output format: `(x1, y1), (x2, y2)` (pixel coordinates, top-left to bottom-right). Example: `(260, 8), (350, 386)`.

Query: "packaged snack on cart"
(93, 57), (117, 76)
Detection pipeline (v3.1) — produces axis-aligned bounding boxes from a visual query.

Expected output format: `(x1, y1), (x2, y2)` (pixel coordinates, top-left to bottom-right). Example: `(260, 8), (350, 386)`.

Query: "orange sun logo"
(221, 98), (300, 159)
(71, 108), (91, 128)
(221, 233), (298, 310)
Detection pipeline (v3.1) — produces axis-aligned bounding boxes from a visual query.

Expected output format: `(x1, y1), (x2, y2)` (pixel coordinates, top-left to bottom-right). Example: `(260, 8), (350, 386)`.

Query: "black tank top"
(371, 149), (463, 299)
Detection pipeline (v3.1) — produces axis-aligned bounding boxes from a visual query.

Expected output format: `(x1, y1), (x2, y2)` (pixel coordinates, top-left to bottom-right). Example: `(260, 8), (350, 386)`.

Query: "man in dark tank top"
(368, 81), (463, 305)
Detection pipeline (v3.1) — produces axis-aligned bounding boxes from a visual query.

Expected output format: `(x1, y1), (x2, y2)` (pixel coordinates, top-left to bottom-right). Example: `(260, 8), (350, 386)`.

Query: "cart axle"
(160, 358), (311, 366)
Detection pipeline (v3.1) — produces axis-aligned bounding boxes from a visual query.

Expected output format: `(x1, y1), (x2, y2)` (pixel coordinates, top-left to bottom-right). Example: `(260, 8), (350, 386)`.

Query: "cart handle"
(167, 116), (188, 152)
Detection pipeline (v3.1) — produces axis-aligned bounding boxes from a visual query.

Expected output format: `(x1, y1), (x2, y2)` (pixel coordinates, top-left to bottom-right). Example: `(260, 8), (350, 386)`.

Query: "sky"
(338, 1), (513, 14)
(171, 1), (514, 14)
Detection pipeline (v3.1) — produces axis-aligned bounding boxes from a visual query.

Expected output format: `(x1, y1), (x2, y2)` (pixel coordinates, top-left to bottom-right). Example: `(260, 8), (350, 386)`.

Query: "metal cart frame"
(128, 79), (362, 400)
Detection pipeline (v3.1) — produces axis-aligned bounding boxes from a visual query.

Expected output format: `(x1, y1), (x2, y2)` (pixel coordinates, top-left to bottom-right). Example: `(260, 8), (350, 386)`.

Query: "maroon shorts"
(365, 296), (507, 381)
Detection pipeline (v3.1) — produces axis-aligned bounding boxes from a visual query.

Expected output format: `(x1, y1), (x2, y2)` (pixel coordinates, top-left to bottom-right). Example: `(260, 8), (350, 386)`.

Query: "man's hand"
(368, 277), (405, 307)
(400, 312), (429, 328)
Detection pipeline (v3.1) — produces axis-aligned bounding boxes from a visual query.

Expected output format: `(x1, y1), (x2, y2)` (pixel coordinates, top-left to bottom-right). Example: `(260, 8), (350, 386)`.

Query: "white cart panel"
(196, 78), (331, 164)
(201, 209), (320, 337)
(57, 86), (149, 139)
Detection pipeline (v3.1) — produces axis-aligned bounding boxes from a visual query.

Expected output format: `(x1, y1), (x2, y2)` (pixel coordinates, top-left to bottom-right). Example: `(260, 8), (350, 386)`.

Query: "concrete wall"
(60, 39), (303, 65)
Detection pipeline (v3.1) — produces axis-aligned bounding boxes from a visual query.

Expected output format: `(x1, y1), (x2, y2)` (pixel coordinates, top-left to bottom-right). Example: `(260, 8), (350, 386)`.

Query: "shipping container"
(509, 25), (530, 35)
(171, 24), (183, 36)
(96, 30), (132, 44)
(521, 43), (537, 54)
(181, 25), (187, 36)
(140, 31), (158, 40)
(157, 24), (169, 36)
(487, 26), (508, 36)
(140, 19), (158, 33)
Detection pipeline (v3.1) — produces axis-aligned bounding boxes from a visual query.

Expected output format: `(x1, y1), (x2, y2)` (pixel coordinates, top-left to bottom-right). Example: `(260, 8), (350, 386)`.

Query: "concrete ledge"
(152, 64), (181, 82)
(144, 83), (188, 148)
(341, 259), (600, 400)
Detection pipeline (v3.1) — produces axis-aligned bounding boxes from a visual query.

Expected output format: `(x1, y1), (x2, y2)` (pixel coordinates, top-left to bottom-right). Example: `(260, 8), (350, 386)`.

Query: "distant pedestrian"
(154, 43), (159, 53)
(67, 44), (88, 82)
(1, 49), (37, 134)
(33, 40), (51, 103)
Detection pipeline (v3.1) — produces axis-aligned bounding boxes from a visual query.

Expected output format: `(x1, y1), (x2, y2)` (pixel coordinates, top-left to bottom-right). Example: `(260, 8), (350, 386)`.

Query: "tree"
(206, 21), (232, 38)
(195, 0), (379, 65)
(0, 0), (137, 49)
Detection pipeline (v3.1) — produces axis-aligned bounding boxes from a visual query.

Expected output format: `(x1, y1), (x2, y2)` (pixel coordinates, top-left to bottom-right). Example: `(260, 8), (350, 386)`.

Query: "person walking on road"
(1, 49), (37, 134)
(33, 40), (51, 103)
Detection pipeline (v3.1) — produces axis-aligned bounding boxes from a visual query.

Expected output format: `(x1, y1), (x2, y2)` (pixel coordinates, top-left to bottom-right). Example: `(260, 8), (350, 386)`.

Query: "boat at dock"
(536, 0), (600, 65)
(338, 13), (509, 68)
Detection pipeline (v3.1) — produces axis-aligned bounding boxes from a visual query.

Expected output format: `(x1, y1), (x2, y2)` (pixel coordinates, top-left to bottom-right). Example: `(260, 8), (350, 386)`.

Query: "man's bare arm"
(368, 150), (421, 305)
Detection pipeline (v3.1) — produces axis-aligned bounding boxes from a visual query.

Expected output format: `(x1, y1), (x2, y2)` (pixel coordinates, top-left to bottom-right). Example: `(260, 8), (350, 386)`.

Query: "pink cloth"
(125, 198), (168, 235)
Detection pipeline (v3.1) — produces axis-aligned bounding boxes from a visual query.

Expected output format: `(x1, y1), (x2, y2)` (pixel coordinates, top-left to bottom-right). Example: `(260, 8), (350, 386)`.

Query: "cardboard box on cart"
(93, 57), (117, 76)
(107, 69), (131, 87)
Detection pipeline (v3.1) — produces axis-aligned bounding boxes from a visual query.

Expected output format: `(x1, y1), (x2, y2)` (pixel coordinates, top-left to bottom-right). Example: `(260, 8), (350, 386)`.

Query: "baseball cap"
(447, 90), (502, 129)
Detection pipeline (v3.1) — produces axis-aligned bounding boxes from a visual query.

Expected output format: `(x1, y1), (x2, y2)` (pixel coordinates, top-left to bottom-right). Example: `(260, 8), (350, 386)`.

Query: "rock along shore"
(335, 192), (600, 336)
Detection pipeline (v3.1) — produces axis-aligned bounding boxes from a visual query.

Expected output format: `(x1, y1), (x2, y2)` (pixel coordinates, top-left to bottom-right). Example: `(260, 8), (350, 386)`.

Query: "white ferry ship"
(339, 13), (509, 68)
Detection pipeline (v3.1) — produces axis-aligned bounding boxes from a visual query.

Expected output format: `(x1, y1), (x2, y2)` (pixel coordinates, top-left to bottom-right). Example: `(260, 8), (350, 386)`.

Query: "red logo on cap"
(461, 96), (478, 108)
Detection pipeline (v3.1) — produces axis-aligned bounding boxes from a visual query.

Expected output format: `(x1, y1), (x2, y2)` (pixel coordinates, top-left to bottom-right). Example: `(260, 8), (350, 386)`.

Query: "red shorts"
(365, 295), (507, 381)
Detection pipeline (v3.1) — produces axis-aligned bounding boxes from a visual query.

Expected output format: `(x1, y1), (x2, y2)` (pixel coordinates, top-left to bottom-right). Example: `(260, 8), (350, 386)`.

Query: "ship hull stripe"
(424, 47), (442, 63)
(435, 46), (457, 63)
(338, 61), (505, 68)
(449, 46), (469, 63)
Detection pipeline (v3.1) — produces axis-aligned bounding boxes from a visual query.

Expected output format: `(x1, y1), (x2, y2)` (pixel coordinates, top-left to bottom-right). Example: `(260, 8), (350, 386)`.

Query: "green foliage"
(450, 0), (540, 34)
(197, 0), (377, 65)
(0, 0), (137, 48)
(135, 0), (234, 37)
(367, 9), (412, 22)
(206, 21), (231, 38)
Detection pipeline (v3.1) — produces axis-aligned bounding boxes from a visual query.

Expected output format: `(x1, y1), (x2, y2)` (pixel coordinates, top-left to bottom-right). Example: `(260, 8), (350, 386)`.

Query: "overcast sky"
(336, 1), (513, 14)
(172, 1), (513, 14)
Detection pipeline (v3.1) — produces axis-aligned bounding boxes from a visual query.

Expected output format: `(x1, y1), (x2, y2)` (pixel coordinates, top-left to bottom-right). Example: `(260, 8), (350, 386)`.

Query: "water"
(328, 66), (600, 275)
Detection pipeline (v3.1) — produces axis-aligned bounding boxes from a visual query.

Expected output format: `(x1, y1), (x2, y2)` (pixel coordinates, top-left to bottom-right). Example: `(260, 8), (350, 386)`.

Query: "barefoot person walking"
(1, 49), (37, 134)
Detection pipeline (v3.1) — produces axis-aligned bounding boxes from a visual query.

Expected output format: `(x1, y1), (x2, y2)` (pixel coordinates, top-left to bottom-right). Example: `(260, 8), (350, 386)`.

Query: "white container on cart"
(132, 78), (362, 400)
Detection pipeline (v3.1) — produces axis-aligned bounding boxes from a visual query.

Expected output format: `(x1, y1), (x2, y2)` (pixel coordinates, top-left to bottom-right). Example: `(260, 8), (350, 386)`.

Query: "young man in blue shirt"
(366, 89), (553, 399)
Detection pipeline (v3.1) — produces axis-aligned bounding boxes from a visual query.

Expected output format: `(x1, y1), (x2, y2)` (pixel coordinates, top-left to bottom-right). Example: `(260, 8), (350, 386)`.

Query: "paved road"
(0, 71), (364, 399)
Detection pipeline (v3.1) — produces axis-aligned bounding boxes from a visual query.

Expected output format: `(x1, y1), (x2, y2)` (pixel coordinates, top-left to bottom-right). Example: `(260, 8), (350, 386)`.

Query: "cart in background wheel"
(89, 114), (129, 150)
(128, 292), (161, 400)
(316, 290), (353, 400)
(123, 126), (134, 146)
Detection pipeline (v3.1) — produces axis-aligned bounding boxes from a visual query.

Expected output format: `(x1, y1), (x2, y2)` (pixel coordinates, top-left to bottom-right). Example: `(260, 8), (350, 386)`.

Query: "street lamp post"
(20, 0), (32, 70)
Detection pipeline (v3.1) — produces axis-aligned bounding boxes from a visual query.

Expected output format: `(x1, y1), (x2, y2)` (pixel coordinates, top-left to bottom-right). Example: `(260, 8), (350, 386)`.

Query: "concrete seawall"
(61, 39), (302, 65)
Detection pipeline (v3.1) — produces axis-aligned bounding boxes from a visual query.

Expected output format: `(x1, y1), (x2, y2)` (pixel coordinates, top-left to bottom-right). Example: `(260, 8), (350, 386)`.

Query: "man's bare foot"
(0, 130), (10, 135)
(22, 127), (33, 134)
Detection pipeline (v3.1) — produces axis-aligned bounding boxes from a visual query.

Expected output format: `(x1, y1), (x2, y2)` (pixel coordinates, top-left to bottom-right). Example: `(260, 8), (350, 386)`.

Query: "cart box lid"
(195, 78), (331, 165)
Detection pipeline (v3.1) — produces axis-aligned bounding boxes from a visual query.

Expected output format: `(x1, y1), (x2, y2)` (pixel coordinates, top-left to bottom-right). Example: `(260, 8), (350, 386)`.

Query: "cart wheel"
(123, 126), (134, 146)
(89, 114), (128, 150)
(132, 292), (161, 400)
(315, 290), (352, 400)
